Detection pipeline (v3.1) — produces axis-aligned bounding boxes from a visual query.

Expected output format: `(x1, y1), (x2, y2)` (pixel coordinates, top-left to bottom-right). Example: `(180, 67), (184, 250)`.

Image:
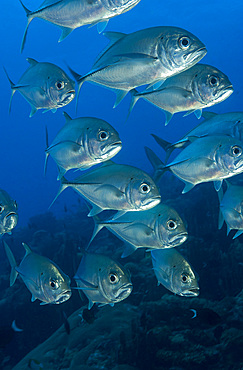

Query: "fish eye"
(179, 36), (190, 49)
(98, 130), (109, 141)
(49, 278), (59, 290)
(55, 81), (65, 90)
(109, 272), (119, 284)
(181, 273), (190, 284)
(231, 145), (242, 157)
(139, 183), (151, 194)
(209, 76), (219, 87)
(167, 220), (177, 230)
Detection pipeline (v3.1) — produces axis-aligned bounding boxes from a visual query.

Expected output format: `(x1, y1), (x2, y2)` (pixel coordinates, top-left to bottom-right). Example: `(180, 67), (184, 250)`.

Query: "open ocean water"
(0, 0), (243, 369)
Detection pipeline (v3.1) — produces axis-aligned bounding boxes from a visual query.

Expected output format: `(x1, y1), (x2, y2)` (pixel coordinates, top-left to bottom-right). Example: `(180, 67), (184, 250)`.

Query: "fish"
(145, 135), (243, 193)
(218, 181), (243, 238)
(4, 58), (75, 117)
(4, 241), (72, 305)
(151, 111), (243, 163)
(69, 26), (206, 109)
(45, 112), (122, 179)
(0, 320), (23, 348)
(0, 189), (18, 236)
(128, 63), (233, 125)
(89, 203), (188, 257)
(151, 248), (199, 297)
(74, 250), (133, 309)
(19, 0), (141, 52)
(51, 160), (161, 218)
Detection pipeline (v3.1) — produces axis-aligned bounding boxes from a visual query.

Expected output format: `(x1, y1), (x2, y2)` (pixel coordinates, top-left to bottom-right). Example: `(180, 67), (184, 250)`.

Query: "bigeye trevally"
(4, 58), (75, 117)
(45, 112), (122, 179)
(4, 241), (72, 305)
(89, 203), (188, 257)
(145, 135), (243, 193)
(69, 26), (206, 109)
(151, 249), (199, 297)
(74, 251), (132, 309)
(218, 181), (243, 239)
(19, 0), (141, 52)
(51, 161), (161, 218)
(0, 189), (18, 237)
(152, 111), (243, 163)
(128, 64), (233, 125)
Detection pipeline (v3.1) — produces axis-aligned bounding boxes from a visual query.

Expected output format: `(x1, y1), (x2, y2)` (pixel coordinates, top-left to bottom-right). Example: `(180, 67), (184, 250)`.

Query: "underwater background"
(0, 0), (243, 369)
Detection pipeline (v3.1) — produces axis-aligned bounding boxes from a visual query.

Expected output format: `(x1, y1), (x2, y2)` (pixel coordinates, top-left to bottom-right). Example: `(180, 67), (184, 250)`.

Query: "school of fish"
(2, 0), (242, 311)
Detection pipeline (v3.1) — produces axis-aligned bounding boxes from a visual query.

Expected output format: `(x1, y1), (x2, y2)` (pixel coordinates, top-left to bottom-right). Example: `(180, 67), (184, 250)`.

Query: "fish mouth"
(234, 158), (243, 171)
(55, 290), (72, 304)
(4, 212), (18, 230)
(60, 90), (76, 106)
(182, 287), (200, 297)
(184, 47), (207, 64)
(217, 85), (234, 100)
(115, 283), (133, 301)
(101, 141), (122, 155)
(142, 195), (161, 209)
(169, 232), (188, 246)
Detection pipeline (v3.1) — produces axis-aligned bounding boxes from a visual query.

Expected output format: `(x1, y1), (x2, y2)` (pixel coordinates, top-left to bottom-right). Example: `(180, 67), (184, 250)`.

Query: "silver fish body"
(0, 189), (18, 236)
(129, 64), (233, 125)
(74, 251), (132, 309)
(151, 248), (199, 297)
(218, 182), (243, 239)
(4, 58), (75, 117)
(4, 242), (72, 304)
(90, 203), (188, 257)
(71, 26), (206, 107)
(20, 0), (141, 51)
(45, 112), (122, 179)
(53, 161), (161, 216)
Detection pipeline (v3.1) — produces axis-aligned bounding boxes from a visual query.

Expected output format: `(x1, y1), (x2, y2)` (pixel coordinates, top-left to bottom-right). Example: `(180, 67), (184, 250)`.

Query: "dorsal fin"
(201, 111), (217, 120)
(22, 242), (32, 256)
(63, 111), (72, 123)
(26, 57), (38, 66)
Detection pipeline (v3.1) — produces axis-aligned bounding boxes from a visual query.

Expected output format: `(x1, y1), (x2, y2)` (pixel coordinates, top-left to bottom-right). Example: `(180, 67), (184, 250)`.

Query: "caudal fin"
(67, 65), (85, 115)
(19, 0), (32, 53)
(144, 146), (167, 183)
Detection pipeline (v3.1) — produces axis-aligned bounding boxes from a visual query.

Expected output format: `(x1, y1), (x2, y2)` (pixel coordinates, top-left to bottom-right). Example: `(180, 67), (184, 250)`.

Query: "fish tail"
(126, 89), (140, 121)
(85, 202), (104, 249)
(44, 126), (50, 176)
(3, 241), (18, 286)
(49, 177), (69, 208)
(144, 146), (166, 183)
(3, 67), (16, 114)
(19, 0), (32, 53)
(151, 134), (174, 163)
(67, 65), (84, 114)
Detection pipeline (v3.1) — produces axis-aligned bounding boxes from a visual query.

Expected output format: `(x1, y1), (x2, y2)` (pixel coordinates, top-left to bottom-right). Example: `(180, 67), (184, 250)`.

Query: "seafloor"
(1, 177), (243, 369)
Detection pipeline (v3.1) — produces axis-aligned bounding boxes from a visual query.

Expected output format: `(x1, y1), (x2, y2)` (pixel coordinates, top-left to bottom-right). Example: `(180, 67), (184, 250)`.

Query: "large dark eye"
(231, 145), (242, 157)
(49, 278), (59, 290)
(179, 36), (190, 49)
(55, 81), (65, 90)
(139, 183), (151, 194)
(167, 220), (177, 230)
(109, 273), (119, 284)
(98, 131), (109, 141)
(181, 273), (190, 284)
(209, 76), (219, 87)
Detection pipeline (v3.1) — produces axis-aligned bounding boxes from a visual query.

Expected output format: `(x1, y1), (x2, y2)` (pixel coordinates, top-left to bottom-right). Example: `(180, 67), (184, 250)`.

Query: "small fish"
(4, 58), (75, 117)
(218, 181), (243, 238)
(4, 241), (72, 305)
(51, 160), (161, 218)
(74, 251), (133, 309)
(45, 112), (122, 179)
(0, 189), (18, 236)
(145, 135), (243, 193)
(151, 249), (199, 297)
(69, 26), (206, 109)
(190, 308), (221, 326)
(128, 64), (233, 125)
(152, 111), (243, 162)
(89, 203), (188, 257)
(0, 320), (23, 348)
(20, 0), (141, 52)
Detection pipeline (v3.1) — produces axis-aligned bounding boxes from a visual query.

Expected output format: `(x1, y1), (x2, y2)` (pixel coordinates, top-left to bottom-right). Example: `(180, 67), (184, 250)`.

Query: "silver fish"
(45, 112), (122, 179)
(151, 248), (199, 297)
(20, 0), (141, 52)
(89, 203), (188, 257)
(74, 251), (132, 309)
(69, 26), (206, 108)
(4, 58), (75, 117)
(4, 241), (71, 305)
(0, 189), (18, 236)
(152, 111), (243, 163)
(145, 135), (243, 193)
(218, 181), (243, 239)
(129, 64), (233, 125)
(52, 160), (161, 217)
